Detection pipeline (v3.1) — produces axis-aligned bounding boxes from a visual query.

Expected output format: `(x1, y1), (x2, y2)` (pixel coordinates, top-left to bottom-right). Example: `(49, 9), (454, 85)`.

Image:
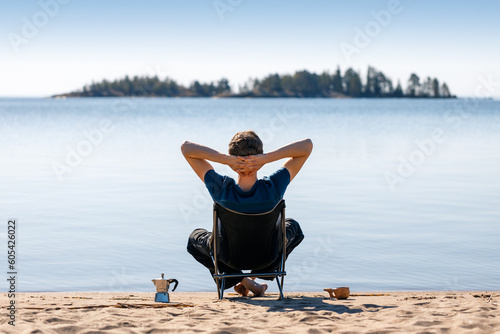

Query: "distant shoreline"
(51, 66), (456, 99)
(51, 94), (458, 99)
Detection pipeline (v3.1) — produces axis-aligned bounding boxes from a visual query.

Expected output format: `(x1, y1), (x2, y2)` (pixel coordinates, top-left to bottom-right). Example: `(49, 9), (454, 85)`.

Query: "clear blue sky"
(1, 0), (499, 97)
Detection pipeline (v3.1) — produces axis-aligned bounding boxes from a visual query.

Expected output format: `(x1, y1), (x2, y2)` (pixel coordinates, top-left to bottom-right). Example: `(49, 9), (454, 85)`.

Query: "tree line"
(54, 66), (454, 98)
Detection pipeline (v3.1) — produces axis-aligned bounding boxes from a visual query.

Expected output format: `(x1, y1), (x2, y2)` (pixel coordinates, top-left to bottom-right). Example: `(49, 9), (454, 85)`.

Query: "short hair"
(228, 130), (263, 156)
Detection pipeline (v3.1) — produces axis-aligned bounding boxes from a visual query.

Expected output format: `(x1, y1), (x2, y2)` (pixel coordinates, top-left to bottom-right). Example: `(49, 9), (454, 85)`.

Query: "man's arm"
(246, 138), (313, 181)
(181, 141), (247, 181)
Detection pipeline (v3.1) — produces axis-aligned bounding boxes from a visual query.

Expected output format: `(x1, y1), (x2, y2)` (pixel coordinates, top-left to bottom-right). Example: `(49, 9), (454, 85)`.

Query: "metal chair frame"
(212, 200), (287, 300)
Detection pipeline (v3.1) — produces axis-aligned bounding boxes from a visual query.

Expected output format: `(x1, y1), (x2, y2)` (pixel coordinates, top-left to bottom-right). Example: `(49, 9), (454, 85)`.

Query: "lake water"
(1, 97), (499, 293)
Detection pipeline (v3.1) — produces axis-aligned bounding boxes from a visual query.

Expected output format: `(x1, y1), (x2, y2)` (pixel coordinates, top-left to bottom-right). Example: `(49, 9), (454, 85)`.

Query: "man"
(183, 131), (312, 296)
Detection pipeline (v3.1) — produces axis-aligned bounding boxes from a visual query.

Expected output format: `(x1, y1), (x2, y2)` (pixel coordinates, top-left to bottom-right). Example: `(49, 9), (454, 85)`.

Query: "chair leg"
(216, 278), (221, 300)
(276, 275), (284, 300)
(219, 278), (225, 300)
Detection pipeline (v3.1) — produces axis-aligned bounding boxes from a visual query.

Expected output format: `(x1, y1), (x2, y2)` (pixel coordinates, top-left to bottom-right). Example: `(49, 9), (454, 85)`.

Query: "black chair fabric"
(213, 200), (286, 271)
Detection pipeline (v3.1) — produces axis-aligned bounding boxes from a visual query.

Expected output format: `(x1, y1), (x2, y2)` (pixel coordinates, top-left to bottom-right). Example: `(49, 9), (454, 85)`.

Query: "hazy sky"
(1, 0), (499, 97)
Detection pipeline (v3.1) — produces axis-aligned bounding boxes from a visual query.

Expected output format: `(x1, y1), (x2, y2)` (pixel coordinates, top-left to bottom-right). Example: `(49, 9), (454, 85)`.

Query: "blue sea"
(1, 97), (499, 293)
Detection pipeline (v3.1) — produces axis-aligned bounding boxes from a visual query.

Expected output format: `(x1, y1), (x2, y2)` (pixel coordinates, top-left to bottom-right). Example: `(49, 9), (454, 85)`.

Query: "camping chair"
(211, 200), (287, 300)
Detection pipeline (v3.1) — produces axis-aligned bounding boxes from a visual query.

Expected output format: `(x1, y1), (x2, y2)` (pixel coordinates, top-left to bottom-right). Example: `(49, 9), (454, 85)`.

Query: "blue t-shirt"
(204, 167), (291, 213)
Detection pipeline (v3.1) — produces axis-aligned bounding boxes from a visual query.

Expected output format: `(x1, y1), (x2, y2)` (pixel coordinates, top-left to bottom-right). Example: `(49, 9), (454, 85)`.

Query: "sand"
(2, 291), (499, 333)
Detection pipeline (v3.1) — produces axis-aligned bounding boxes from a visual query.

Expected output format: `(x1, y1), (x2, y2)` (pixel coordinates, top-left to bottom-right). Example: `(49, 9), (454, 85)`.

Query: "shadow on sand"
(223, 294), (398, 314)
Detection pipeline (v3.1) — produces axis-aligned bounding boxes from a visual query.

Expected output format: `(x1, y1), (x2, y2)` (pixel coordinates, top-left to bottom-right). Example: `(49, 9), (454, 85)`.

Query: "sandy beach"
(2, 291), (499, 333)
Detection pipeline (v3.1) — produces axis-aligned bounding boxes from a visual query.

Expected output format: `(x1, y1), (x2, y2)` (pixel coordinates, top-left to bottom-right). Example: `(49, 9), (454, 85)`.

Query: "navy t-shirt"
(204, 167), (291, 213)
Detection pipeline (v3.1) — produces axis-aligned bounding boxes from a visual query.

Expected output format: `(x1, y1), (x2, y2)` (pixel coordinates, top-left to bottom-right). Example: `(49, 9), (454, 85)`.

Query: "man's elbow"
(304, 138), (313, 155)
(181, 141), (191, 156)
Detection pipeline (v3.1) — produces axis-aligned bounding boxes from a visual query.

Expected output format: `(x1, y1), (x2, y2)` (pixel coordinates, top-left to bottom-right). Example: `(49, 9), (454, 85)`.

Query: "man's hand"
(227, 155), (249, 175)
(239, 154), (267, 174)
(228, 155), (265, 177)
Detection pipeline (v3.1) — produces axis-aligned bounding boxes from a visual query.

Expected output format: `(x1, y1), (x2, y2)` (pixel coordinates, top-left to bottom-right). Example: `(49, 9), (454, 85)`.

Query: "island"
(52, 66), (455, 99)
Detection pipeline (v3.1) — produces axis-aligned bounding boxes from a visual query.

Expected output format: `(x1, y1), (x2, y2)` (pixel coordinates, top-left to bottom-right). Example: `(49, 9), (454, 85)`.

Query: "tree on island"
(393, 81), (404, 98)
(441, 83), (451, 98)
(343, 68), (362, 97)
(332, 67), (343, 94)
(407, 73), (421, 97)
(53, 66), (455, 99)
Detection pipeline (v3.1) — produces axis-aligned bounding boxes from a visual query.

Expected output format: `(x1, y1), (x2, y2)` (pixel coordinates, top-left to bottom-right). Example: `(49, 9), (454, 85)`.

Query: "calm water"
(1, 97), (499, 293)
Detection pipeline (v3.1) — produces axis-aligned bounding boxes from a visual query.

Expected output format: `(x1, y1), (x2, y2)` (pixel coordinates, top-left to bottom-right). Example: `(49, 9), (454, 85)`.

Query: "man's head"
(228, 130), (263, 156)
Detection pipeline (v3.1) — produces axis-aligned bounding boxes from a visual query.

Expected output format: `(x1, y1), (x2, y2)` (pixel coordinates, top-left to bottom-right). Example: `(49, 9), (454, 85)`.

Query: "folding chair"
(212, 200), (287, 300)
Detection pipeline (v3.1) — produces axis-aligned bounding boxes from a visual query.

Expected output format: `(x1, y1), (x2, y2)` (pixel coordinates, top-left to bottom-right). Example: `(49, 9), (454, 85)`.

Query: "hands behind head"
(228, 154), (266, 177)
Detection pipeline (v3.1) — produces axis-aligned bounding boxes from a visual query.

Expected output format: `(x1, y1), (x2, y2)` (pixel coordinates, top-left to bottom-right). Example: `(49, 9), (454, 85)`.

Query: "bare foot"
(253, 283), (268, 297)
(234, 283), (249, 296)
(241, 278), (268, 297)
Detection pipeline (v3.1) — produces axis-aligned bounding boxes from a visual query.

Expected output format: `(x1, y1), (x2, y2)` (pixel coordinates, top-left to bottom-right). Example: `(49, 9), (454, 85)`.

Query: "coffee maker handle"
(168, 279), (178, 291)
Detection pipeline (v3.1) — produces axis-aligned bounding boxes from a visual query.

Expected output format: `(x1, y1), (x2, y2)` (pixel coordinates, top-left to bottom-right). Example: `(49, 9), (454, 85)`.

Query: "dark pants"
(187, 218), (304, 289)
